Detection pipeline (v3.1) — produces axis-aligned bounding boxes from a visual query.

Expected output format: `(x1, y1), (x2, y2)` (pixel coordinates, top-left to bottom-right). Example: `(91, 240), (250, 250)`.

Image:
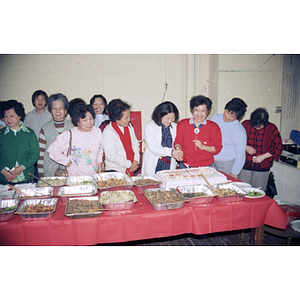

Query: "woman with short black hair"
(142, 101), (182, 175)
(0, 100), (39, 184)
(102, 99), (140, 175)
(238, 107), (283, 191)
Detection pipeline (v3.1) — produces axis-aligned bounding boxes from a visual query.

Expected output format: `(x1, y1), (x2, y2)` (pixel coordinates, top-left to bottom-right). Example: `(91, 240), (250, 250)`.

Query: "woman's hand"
(10, 166), (24, 177)
(253, 152), (272, 163)
(246, 145), (256, 155)
(172, 149), (183, 161)
(66, 159), (72, 167)
(192, 140), (205, 150)
(1, 169), (16, 182)
(130, 160), (140, 172)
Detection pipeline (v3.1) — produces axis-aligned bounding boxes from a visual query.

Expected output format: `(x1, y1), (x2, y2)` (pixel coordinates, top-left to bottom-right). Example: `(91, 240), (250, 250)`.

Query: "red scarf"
(111, 122), (135, 176)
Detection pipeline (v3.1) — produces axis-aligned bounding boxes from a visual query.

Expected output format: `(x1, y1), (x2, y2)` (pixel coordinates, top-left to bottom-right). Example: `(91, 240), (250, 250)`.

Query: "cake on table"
(155, 167), (229, 189)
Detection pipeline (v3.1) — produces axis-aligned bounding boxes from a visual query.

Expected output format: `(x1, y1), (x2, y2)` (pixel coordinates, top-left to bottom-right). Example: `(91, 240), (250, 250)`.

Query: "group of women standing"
(0, 91), (283, 192)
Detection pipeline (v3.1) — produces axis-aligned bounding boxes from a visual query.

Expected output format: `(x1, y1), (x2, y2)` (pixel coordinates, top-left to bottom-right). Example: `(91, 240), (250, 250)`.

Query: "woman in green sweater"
(0, 100), (39, 185)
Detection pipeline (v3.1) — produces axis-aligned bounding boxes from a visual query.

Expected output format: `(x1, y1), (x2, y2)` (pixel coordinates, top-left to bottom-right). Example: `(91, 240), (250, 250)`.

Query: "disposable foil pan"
(15, 186), (54, 199)
(143, 188), (186, 211)
(36, 177), (67, 187)
(57, 184), (97, 201)
(212, 183), (246, 203)
(177, 184), (215, 205)
(66, 175), (95, 186)
(64, 196), (103, 219)
(0, 199), (19, 222)
(99, 190), (137, 210)
(93, 172), (133, 191)
(131, 175), (162, 192)
(16, 198), (58, 221)
(0, 190), (16, 200)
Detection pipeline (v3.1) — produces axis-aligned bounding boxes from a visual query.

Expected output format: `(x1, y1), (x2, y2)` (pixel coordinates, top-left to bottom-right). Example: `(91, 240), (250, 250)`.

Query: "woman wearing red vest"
(102, 99), (140, 175)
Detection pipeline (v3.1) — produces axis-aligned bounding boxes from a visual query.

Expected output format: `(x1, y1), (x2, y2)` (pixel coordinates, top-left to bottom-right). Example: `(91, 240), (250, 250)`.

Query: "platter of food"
(131, 175), (162, 191)
(0, 199), (20, 222)
(290, 220), (300, 233)
(36, 177), (67, 187)
(15, 198), (58, 221)
(99, 190), (137, 210)
(242, 187), (265, 198)
(57, 184), (98, 202)
(66, 176), (95, 186)
(177, 184), (215, 205)
(65, 196), (103, 219)
(93, 172), (133, 191)
(212, 183), (246, 203)
(143, 188), (186, 210)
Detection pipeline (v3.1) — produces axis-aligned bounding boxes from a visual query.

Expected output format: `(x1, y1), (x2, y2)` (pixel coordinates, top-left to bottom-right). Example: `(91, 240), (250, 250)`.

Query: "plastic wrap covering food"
(177, 184), (215, 205)
(279, 204), (300, 225)
(131, 175), (162, 192)
(65, 196), (103, 219)
(93, 172), (133, 191)
(143, 188), (186, 211)
(99, 190), (137, 210)
(0, 190), (16, 200)
(36, 177), (67, 187)
(16, 198), (58, 221)
(0, 199), (19, 222)
(66, 176), (95, 186)
(212, 183), (246, 203)
(15, 186), (54, 199)
(57, 185), (97, 202)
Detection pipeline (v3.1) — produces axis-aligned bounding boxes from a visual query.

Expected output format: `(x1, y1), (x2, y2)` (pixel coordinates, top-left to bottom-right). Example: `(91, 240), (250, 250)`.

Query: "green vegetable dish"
(247, 191), (263, 197)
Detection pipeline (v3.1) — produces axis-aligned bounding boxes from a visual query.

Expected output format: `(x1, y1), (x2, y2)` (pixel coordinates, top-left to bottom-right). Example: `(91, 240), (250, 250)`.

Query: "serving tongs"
(201, 173), (217, 194)
(6, 184), (35, 199)
(28, 173), (51, 186)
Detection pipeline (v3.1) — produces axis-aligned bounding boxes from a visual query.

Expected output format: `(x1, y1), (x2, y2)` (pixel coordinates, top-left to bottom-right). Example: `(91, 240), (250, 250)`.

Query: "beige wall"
(0, 54), (284, 136)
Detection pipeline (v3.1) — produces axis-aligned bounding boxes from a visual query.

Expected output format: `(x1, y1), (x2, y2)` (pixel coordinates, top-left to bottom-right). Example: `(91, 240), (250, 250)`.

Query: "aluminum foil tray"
(66, 175), (95, 186)
(93, 172), (133, 191)
(131, 175), (162, 192)
(65, 196), (103, 219)
(57, 184), (97, 201)
(15, 186), (54, 199)
(0, 199), (20, 222)
(36, 177), (67, 187)
(16, 198), (58, 221)
(212, 183), (246, 203)
(177, 184), (215, 205)
(0, 190), (16, 200)
(143, 188), (186, 211)
(99, 190), (137, 210)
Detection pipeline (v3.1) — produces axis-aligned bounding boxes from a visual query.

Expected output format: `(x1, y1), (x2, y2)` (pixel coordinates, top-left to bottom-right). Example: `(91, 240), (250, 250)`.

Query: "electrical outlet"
(275, 106), (282, 113)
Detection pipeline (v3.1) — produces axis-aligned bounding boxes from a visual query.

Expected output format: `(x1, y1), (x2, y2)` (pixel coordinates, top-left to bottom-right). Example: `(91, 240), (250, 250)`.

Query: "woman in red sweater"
(174, 95), (222, 168)
(238, 107), (283, 191)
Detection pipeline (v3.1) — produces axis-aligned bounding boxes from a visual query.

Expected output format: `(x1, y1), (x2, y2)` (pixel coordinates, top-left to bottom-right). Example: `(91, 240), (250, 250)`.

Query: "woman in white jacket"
(142, 101), (183, 175)
(102, 99), (140, 175)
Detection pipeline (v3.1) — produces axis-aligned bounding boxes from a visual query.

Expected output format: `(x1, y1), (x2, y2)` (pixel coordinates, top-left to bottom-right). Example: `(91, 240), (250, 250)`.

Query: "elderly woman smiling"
(47, 104), (103, 176)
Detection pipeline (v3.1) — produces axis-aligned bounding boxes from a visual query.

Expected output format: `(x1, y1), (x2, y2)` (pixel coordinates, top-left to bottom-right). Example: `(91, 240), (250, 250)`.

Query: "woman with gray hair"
(37, 93), (73, 177)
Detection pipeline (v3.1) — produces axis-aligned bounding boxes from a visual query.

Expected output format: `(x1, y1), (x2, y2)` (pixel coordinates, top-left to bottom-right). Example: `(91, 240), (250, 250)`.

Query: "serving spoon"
(28, 173), (51, 186)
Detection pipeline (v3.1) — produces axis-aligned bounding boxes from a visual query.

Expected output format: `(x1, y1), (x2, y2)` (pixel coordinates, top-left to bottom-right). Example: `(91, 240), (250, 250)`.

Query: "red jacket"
(174, 118), (222, 167)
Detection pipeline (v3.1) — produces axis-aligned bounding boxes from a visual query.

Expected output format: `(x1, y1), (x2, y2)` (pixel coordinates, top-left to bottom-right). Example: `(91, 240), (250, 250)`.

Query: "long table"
(0, 179), (287, 246)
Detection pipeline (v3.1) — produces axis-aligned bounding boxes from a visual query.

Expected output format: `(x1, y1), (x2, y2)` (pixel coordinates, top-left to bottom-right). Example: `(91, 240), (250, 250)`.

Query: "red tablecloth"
(0, 181), (287, 246)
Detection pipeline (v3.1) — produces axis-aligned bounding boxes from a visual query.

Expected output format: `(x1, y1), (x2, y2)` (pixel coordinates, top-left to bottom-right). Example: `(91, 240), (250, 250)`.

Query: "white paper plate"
(232, 182), (252, 189)
(290, 220), (300, 233)
(242, 187), (265, 198)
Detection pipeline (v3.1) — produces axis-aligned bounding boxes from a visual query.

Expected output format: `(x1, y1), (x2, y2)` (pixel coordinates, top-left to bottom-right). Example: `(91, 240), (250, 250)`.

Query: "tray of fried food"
(99, 190), (137, 210)
(57, 184), (98, 202)
(15, 198), (58, 221)
(0, 199), (20, 222)
(143, 188), (186, 210)
(66, 175), (95, 186)
(15, 186), (54, 200)
(131, 175), (162, 191)
(93, 172), (133, 191)
(212, 183), (246, 203)
(177, 184), (216, 205)
(65, 196), (104, 219)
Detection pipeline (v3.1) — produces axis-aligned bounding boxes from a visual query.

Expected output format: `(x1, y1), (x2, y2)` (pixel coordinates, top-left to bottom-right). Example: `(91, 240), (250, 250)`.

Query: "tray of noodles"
(93, 172), (133, 191)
